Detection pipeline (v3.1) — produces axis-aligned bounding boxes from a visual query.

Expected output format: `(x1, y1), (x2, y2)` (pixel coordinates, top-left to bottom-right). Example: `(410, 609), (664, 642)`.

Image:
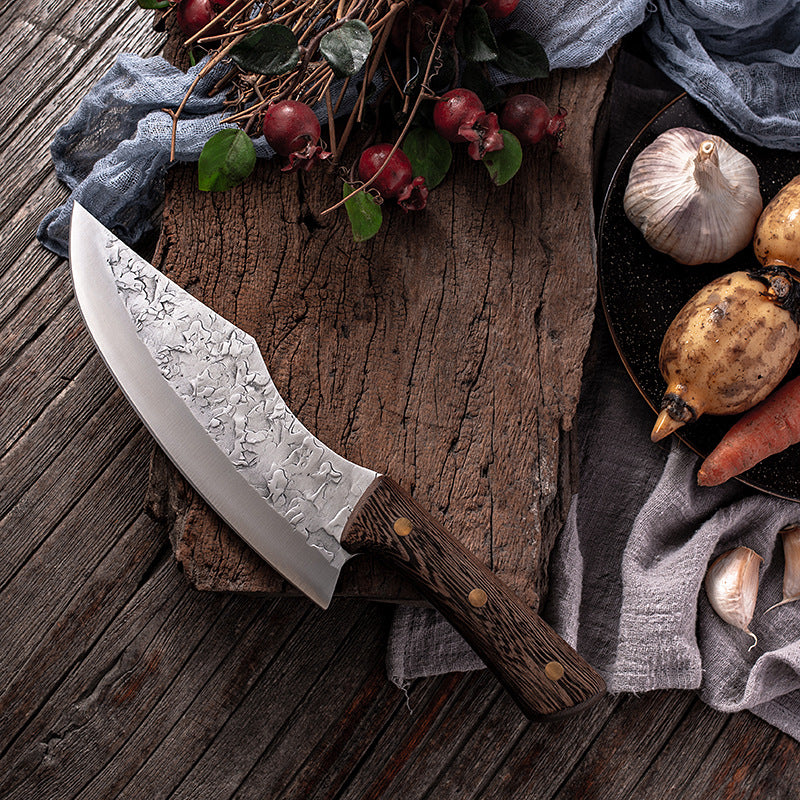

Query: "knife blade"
(69, 201), (605, 719)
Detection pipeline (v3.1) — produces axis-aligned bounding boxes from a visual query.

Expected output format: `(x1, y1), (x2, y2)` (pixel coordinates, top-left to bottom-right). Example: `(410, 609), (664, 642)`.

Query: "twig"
(325, 84), (338, 158)
(165, 35), (244, 161)
(321, 0), (455, 216)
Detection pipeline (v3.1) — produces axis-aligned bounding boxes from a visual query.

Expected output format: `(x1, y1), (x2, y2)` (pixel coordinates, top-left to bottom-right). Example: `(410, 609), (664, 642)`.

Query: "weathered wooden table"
(3, 2), (800, 797)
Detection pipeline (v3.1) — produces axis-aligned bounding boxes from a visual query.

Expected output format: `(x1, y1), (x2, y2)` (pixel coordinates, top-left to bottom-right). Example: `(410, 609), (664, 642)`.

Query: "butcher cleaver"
(69, 201), (605, 719)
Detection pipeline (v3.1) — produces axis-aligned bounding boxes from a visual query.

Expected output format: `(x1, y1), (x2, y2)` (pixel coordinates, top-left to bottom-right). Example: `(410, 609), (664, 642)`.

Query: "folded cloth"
(37, 54), (258, 258)
(644, 0), (800, 150)
(548, 322), (800, 735)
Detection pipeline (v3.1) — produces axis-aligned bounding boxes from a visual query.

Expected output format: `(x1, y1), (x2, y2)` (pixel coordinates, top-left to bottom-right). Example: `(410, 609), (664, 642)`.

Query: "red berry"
(176, 0), (214, 36)
(262, 101), (321, 157)
(358, 144), (414, 199)
(397, 176), (429, 212)
(433, 90), (503, 160)
(433, 89), (485, 143)
(262, 100), (331, 172)
(481, 0), (520, 18)
(357, 145), (428, 210)
(500, 95), (568, 147)
(465, 111), (504, 161)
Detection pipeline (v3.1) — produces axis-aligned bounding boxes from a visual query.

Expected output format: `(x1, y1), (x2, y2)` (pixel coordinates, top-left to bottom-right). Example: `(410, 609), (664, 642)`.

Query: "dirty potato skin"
(754, 174), (800, 269)
(653, 271), (800, 441)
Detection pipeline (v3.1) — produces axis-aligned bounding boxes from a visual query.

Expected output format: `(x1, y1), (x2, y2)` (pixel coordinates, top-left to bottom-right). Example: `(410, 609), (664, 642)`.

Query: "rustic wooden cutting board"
(144, 47), (616, 608)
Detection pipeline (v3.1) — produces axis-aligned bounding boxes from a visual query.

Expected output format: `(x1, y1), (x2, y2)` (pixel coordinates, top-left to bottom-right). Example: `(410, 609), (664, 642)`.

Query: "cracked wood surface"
(6, 1), (800, 797)
(145, 43), (613, 605)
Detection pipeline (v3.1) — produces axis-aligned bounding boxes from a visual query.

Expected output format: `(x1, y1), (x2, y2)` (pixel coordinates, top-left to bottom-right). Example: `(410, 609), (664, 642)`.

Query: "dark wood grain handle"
(340, 476), (606, 720)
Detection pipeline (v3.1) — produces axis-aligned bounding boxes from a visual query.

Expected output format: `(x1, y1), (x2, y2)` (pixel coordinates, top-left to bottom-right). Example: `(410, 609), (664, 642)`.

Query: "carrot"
(697, 375), (800, 487)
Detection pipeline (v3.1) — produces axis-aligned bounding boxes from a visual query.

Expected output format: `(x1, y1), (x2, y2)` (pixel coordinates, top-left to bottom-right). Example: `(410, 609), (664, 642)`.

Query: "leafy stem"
(321, 0), (456, 216)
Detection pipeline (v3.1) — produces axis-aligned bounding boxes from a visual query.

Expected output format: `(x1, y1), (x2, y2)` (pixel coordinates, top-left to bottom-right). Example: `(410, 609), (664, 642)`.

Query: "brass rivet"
(544, 661), (565, 682)
(468, 588), (488, 608)
(394, 517), (413, 536)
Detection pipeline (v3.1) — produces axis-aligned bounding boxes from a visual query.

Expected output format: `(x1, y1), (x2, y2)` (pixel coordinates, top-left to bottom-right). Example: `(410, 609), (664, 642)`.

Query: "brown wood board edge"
(144, 48), (618, 602)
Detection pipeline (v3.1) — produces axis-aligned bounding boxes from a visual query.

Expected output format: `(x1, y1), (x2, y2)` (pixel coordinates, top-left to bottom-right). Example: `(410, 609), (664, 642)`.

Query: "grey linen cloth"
(35, 0), (800, 737)
(388, 323), (800, 737)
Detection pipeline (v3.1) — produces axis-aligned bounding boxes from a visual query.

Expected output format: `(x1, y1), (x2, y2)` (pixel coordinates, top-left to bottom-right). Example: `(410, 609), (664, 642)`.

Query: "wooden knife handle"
(340, 476), (606, 720)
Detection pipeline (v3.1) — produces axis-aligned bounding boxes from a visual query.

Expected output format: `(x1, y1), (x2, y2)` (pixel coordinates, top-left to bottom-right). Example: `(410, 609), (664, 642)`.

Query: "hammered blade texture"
(103, 235), (376, 567)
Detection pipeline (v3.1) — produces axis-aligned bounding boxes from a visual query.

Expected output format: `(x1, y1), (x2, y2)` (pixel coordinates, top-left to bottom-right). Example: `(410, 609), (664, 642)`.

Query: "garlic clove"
(705, 546), (763, 650)
(766, 524), (800, 612)
(624, 127), (763, 265)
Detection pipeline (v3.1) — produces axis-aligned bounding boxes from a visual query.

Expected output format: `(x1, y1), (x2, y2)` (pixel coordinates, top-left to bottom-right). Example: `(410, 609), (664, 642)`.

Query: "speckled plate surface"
(598, 93), (800, 502)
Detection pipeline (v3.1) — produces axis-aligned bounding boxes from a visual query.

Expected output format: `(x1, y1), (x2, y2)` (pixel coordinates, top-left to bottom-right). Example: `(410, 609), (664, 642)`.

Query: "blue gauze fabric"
(37, 0), (800, 256)
(40, 54), (243, 256)
(644, 0), (800, 150)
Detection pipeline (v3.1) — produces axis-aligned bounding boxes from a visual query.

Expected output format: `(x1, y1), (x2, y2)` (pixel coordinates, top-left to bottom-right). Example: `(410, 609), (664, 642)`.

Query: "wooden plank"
(147, 601), (378, 800)
(430, 683), (619, 800)
(682, 709), (800, 798)
(0, 187), (65, 325)
(546, 691), (697, 799)
(0, 557), (196, 799)
(628, 696), (731, 797)
(149, 53), (616, 603)
(0, 513), (168, 770)
(247, 647), (403, 800)
(337, 671), (509, 800)
(0, 427), (150, 692)
(0, 17), (51, 80)
(0, 367), (129, 582)
(0, 297), (96, 451)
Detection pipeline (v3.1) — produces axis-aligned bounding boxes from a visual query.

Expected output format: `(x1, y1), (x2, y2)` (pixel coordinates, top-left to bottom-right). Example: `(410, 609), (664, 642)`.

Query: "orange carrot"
(698, 375), (800, 487)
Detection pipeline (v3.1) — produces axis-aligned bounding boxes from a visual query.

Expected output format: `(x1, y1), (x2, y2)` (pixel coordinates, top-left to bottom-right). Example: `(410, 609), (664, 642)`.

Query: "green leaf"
(229, 25), (300, 76)
(198, 129), (257, 192)
(404, 46), (451, 97)
(460, 62), (506, 109)
(344, 185), (382, 242)
(403, 128), (452, 190)
(320, 20), (372, 78)
(137, 0), (170, 8)
(412, 43), (456, 95)
(483, 131), (522, 186)
(454, 5), (498, 63)
(495, 30), (550, 79)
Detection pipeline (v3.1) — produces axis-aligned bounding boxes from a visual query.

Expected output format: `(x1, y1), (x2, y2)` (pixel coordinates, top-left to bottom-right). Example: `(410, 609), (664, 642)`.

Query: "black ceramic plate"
(598, 94), (800, 502)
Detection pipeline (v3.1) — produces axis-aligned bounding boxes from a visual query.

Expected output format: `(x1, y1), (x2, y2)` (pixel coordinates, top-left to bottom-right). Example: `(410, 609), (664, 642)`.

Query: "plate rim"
(596, 92), (800, 504)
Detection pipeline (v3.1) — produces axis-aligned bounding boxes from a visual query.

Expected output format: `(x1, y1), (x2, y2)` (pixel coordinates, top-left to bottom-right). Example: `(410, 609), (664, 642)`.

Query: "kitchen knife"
(69, 201), (605, 720)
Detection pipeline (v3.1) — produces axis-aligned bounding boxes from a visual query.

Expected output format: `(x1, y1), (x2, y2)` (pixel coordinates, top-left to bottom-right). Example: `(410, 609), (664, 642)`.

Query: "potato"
(754, 174), (800, 269)
(651, 270), (800, 442)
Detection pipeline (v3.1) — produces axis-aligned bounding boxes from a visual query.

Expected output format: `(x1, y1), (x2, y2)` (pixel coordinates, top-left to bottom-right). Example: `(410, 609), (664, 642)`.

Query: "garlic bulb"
(705, 546), (762, 650)
(624, 127), (763, 265)
(766, 525), (800, 612)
